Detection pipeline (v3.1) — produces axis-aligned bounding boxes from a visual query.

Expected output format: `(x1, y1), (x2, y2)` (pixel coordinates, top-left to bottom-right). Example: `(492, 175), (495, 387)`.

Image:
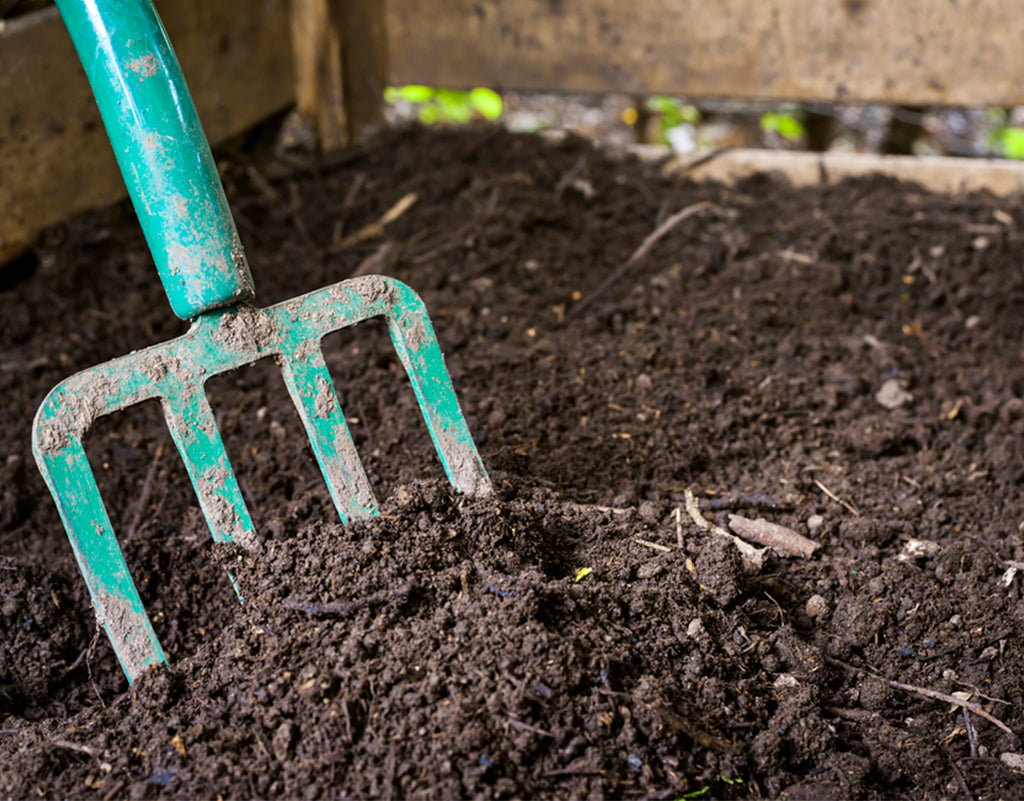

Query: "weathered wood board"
(388, 0), (1024, 108)
(657, 148), (1024, 197)
(0, 1), (293, 263)
(289, 0), (388, 150)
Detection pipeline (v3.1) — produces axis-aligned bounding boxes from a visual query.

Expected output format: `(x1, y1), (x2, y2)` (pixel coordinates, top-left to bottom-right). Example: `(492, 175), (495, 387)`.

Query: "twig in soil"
(65, 647), (88, 674)
(244, 164), (285, 206)
(341, 697), (355, 744)
(336, 192), (418, 248)
(654, 704), (738, 754)
(86, 626), (105, 708)
(560, 502), (633, 516)
(0, 355), (49, 373)
(672, 147), (736, 175)
(127, 445), (163, 538)
(635, 538), (673, 553)
(887, 685), (1015, 734)
(963, 707), (979, 757)
(342, 172), (367, 211)
(685, 490), (766, 570)
(351, 241), (397, 277)
(48, 738), (97, 757)
(554, 155), (594, 200)
(966, 534), (1009, 568)
(287, 585), (411, 617)
(950, 761), (973, 799)
(408, 219), (476, 265)
(571, 201), (716, 316)
(467, 239), (521, 277)
(507, 718), (554, 737)
(543, 768), (606, 777)
(955, 681), (1011, 706)
(319, 725), (337, 785)
(287, 600), (365, 616)
(699, 494), (794, 513)
(814, 480), (860, 516)
(726, 514), (818, 558)
(763, 591), (786, 625)
(827, 657), (1015, 736)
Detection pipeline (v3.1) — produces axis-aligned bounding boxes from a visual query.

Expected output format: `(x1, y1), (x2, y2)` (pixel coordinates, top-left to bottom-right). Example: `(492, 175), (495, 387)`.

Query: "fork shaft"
(55, 0), (254, 320)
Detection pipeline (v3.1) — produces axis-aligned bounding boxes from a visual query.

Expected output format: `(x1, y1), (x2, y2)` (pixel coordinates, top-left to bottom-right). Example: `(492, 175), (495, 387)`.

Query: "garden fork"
(32, 0), (490, 684)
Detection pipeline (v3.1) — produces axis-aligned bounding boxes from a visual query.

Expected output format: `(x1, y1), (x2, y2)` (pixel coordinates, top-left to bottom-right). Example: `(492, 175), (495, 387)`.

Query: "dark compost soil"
(3, 125), (1024, 799)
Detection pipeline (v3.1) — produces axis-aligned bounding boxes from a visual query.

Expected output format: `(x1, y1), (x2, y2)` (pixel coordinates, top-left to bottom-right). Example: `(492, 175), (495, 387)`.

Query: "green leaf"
(574, 567), (593, 583)
(469, 88), (503, 120)
(393, 85), (435, 103)
(761, 111), (805, 141)
(644, 97), (702, 145)
(647, 96), (677, 115)
(1000, 127), (1024, 160)
(436, 89), (473, 123)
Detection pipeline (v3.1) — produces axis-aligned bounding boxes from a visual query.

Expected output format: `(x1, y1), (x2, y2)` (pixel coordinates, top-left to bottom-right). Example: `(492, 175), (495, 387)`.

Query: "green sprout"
(385, 85), (503, 124)
(573, 567), (593, 583)
(675, 776), (743, 800)
(761, 106), (805, 142)
(648, 97), (700, 130)
(642, 96), (700, 145)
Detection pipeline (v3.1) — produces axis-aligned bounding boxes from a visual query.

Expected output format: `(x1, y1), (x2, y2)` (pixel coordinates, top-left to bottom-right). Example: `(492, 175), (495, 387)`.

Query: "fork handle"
(55, 0), (255, 320)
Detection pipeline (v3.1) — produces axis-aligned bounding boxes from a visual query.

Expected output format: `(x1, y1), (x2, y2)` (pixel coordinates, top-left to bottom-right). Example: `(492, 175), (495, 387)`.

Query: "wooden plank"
(657, 148), (1024, 197)
(387, 0), (1024, 108)
(340, 0), (387, 141)
(0, 0), (293, 263)
(289, 0), (387, 150)
(290, 0), (349, 151)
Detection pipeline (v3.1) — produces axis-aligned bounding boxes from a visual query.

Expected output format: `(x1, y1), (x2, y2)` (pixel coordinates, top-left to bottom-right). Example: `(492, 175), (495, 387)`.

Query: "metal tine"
(279, 346), (379, 523)
(36, 436), (167, 680)
(382, 293), (493, 498)
(160, 381), (258, 550)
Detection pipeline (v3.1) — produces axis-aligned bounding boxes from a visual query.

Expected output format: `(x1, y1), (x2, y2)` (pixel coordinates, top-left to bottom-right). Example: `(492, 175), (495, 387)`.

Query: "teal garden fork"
(32, 0), (491, 684)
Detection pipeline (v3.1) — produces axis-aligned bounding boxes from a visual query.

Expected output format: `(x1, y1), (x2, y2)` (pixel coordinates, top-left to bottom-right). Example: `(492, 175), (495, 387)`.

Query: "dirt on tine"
(3, 125), (1024, 799)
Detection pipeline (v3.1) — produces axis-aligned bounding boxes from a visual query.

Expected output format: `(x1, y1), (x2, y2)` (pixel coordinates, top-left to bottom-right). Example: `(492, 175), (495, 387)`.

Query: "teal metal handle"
(55, 0), (254, 320)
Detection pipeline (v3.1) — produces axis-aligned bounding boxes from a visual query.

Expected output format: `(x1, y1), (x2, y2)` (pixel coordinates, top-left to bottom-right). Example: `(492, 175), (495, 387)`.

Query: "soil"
(3, 124), (1024, 799)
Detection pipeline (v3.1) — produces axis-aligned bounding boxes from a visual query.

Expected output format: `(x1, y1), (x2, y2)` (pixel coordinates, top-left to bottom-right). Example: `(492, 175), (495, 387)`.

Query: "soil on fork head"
(2, 124), (1024, 799)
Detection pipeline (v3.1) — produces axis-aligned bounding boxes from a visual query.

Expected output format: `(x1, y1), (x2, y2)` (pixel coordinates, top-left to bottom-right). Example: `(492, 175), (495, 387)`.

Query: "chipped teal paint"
(33, 276), (492, 683)
(54, 0), (254, 320)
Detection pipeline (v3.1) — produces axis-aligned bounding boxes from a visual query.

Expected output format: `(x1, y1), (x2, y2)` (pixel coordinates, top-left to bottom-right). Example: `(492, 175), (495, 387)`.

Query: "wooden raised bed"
(3, 0), (1024, 264)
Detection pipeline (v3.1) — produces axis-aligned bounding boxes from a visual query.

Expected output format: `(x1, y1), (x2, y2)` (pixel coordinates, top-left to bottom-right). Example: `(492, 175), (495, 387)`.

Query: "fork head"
(33, 275), (491, 682)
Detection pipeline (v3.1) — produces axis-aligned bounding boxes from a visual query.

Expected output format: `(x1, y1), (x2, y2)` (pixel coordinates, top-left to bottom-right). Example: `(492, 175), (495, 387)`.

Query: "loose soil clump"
(3, 125), (1024, 798)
